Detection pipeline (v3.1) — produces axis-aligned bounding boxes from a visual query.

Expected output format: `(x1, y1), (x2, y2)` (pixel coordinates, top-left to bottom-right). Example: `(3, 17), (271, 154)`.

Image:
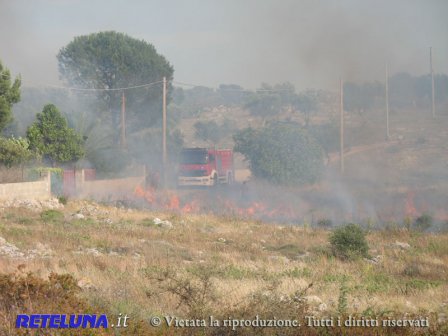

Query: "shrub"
(40, 209), (64, 223)
(329, 223), (369, 260)
(233, 122), (324, 185)
(0, 271), (107, 336)
(316, 218), (333, 228)
(58, 195), (68, 205)
(413, 213), (433, 232)
(0, 136), (33, 167)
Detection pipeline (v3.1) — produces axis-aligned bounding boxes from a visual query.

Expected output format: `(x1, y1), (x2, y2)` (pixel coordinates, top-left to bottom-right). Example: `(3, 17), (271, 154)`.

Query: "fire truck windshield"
(180, 150), (208, 165)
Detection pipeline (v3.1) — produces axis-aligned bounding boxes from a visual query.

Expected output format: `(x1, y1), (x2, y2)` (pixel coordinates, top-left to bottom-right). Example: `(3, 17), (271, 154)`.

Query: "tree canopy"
(57, 31), (174, 137)
(27, 104), (84, 166)
(0, 137), (32, 168)
(234, 122), (324, 185)
(0, 60), (21, 132)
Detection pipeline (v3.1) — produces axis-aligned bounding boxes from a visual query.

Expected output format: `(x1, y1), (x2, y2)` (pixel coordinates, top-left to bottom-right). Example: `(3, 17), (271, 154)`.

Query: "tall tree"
(27, 104), (84, 166)
(0, 60), (21, 132)
(57, 31), (174, 139)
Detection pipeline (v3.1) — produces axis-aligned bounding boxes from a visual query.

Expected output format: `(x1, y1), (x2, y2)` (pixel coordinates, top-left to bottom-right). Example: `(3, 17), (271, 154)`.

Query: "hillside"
(1, 199), (447, 335)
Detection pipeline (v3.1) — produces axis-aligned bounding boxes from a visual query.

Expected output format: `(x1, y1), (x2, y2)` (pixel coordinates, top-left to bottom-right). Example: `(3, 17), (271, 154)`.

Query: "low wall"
(0, 175), (51, 200)
(77, 176), (144, 200)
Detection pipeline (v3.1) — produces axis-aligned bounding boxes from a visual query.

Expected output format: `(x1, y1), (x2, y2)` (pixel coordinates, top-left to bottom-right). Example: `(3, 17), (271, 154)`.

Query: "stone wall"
(0, 174), (51, 200)
(76, 176), (144, 200)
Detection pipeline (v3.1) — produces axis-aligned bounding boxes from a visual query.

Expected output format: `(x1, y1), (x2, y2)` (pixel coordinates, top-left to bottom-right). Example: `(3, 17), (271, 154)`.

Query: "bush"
(316, 218), (333, 228)
(0, 271), (107, 336)
(233, 122), (324, 185)
(413, 213), (433, 232)
(40, 209), (64, 223)
(0, 136), (33, 167)
(329, 223), (369, 260)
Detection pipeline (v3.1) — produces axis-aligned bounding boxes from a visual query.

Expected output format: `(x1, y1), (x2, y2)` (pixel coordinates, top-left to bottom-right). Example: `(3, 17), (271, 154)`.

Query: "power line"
(1, 72), (164, 91)
(25, 80), (164, 92)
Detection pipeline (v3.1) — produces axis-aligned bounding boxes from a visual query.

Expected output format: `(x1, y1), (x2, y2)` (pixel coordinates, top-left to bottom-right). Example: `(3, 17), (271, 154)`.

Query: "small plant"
(316, 218), (333, 228)
(58, 195), (68, 205)
(403, 216), (412, 231)
(329, 223), (369, 260)
(40, 209), (64, 223)
(413, 213), (433, 232)
(337, 280), (349, 315)
(402, 264), (421, 277)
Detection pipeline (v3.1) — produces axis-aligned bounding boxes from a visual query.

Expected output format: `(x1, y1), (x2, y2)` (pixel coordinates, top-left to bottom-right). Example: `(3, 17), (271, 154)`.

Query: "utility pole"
(162, 76), (167, 188)
(120, 91), (127, 149)
(340, 78), (344, 174)
(386, 62), (390, 140)
(430, 47), (435, 118)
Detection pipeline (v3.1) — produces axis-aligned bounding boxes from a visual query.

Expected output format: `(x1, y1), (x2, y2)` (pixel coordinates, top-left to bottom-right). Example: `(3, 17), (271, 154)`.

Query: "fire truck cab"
(177, 147), (234, 187)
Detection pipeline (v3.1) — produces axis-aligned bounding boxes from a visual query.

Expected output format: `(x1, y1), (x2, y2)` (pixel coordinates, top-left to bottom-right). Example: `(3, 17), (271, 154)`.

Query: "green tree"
(0, 60), (21, 132)
(57, 31), (174, 138)
(293, 90), (318, 126)
(194, 119), (236, 144)
(234, 122), (324, 185)
(27, 104), (84, 166)
(0, 137), (33, 167)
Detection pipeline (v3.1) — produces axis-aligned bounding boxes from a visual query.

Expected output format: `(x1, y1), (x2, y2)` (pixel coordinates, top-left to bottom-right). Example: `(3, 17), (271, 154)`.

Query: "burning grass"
(0, 200), (447, 335)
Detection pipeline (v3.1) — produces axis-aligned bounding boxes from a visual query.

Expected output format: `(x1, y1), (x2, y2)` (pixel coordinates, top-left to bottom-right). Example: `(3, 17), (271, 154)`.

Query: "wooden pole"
(340, 78), (344, 174)
(430, 47), (435, 118)
(162, 77), (167, 187)
(386, 62), (390, 140)
(120, 91), (127, 148)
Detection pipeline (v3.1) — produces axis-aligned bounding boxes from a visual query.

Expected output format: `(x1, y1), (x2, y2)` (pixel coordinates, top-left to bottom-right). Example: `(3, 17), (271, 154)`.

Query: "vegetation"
(26, 104), (84, 166)
(57, 31), (174, 136)
(0, 203), (447, 335)
(194, 119), (236, 144)
(414, 213), (433, 232)
(329, 223), (370, 260)
(0, 60), (21, 133)
(0, 136), (33, 167)
(234, 122), (324, 185)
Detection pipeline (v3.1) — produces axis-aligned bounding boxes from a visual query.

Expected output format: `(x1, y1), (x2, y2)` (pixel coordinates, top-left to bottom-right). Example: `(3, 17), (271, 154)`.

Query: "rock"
(217, 237), (226, 243)
(318, 303), (328, 311)
(153, 218), (173, 229)
(305, 295), (323, 304)
(393, 241), (411, 250)
(73, 213), (85, 220)
(73, 247), (103, 256)
(365, 255), (383, 264)
(27, 242), (53, 259)
(78, 278), (95, 290)
(0, 236), (24, 258)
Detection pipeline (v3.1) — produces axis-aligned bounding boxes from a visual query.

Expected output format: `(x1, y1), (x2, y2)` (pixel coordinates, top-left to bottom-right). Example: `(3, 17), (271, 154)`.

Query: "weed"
(40, 209), (64, 223)
(58, 195), (68, 205)
(337, 280), (349, 315)
(265, 243), (305, 260)
(402, 264), (421, 277)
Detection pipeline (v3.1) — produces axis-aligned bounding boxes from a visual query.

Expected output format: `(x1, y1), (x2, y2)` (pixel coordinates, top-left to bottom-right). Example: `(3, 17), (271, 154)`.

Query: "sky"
(0, 0), (447, 91)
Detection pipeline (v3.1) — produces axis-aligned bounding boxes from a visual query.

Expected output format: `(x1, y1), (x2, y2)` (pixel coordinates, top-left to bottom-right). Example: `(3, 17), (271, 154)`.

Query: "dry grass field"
(1, 200), (447, 335)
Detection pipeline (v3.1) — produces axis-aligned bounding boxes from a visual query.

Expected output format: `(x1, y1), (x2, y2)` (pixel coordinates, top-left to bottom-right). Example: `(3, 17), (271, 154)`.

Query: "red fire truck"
(177, 148), (234, 187)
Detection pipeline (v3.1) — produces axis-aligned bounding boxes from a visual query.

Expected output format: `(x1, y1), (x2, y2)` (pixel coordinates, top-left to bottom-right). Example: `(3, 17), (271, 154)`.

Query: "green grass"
(40, 209), (64, 223)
